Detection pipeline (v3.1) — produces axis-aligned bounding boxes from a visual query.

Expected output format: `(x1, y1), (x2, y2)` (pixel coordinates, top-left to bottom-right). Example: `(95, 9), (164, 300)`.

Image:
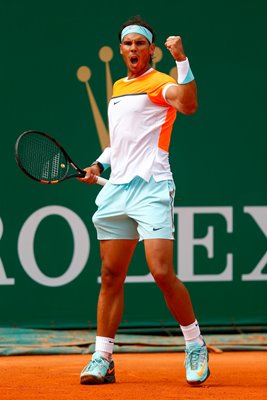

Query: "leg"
(144, 238), (210, 385)
(80, 239), (137, 385)
(144, 238), (195, 326)
(97, 239), (138, 338)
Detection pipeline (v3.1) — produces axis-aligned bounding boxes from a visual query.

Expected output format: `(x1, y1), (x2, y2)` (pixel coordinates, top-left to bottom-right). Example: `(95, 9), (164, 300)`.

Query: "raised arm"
(164, 35), (198, 115)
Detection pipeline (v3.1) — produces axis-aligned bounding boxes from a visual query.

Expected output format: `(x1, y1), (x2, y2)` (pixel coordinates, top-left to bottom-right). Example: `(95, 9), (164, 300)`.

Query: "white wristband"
(176, 57), (194, 84)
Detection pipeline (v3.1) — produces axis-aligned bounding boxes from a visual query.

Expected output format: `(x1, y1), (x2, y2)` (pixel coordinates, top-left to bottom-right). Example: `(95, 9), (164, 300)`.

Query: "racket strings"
(17, 133), (67, 182)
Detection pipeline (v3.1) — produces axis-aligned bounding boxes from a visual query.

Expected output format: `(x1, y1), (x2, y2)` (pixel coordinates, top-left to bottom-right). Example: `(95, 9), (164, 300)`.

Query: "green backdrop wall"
(1, 0), (266, 329)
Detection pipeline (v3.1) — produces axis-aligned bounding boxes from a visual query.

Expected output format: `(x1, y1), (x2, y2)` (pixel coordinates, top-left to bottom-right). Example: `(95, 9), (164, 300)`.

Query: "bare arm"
(164, 36), (198, 115)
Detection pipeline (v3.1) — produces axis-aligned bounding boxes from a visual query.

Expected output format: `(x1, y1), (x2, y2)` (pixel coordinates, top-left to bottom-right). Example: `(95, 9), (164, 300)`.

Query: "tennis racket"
(15, 130), (107, 186)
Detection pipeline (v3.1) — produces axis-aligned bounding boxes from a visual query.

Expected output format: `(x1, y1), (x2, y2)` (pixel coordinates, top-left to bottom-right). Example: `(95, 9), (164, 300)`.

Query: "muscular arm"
(164, 35), (198, 115)
(165, 81), (198, 115)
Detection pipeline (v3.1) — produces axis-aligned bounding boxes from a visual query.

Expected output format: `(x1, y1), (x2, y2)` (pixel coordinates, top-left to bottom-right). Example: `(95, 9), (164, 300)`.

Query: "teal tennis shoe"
(184, 341), (210, 384)
(80, 352), (115, 384)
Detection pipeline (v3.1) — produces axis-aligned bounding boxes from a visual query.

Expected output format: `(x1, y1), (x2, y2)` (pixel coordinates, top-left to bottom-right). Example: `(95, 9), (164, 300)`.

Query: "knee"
(151, 264), (176, 291)
(100, 264), (125, 291)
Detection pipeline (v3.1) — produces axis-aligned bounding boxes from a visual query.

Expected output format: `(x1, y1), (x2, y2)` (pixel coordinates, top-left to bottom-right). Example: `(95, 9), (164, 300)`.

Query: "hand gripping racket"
(15, 130), (107, 186)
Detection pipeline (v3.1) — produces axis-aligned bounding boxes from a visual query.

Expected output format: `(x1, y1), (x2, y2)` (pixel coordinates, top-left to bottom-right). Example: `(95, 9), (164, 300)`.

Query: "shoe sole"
(80, 374), (116, 385)
(187, 368), (210, 385)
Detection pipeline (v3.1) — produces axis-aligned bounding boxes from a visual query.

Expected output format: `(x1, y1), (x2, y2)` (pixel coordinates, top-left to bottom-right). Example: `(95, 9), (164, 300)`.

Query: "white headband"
(121, 25), (153, 44)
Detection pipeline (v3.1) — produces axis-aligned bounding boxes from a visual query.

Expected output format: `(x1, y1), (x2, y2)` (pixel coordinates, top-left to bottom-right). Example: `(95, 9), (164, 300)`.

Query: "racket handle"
(96, 176), (108, 186)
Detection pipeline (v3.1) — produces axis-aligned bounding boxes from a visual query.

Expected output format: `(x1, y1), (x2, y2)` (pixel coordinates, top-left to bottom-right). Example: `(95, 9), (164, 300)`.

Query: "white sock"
(180, 320), (204, 346)
(95, 336), (114, 361)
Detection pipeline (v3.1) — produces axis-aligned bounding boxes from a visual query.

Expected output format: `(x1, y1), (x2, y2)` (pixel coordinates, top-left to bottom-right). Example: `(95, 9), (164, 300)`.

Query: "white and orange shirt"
(104, 68), (178, 184)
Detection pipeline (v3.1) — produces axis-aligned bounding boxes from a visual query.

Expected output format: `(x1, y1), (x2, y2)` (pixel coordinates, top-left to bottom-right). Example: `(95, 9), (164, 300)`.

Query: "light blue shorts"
(92, 176), (175, 240)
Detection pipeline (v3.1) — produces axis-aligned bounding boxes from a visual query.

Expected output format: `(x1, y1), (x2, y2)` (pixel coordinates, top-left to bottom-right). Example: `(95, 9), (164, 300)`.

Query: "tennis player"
(79, 15), (210, 385)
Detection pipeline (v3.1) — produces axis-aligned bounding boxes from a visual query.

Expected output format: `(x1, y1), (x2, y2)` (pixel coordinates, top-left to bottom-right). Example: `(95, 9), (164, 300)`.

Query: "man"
(79, 16), (210, 386)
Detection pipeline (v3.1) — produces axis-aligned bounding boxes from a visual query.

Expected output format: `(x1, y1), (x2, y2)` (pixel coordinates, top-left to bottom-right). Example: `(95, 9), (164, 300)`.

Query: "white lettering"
(174, 207), (233, 282)
(242, 206), (267, 281)
(18, 206), (90, 287)
(0, 218), (15, 285)
(98, 272), (154, 284)
(125, 273), (154, 283)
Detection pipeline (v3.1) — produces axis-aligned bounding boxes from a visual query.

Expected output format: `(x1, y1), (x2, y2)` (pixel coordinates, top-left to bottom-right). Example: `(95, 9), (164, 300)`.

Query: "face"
(120, 33), (155, 79)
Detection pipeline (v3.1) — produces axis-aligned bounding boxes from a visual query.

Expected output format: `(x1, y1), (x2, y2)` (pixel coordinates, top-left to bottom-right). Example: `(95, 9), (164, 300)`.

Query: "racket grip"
(96, 176), (108, 186)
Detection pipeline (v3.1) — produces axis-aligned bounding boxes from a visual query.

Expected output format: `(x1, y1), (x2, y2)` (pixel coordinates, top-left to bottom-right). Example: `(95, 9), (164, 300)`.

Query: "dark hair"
(118, 15), (156, 43)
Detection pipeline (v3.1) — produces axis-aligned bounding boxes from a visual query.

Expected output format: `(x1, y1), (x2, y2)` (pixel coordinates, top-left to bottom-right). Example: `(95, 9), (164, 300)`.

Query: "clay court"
(1, 351), (266, 400)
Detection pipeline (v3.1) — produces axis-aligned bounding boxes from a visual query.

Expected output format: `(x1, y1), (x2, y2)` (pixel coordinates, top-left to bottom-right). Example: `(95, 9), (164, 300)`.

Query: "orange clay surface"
(1, 352), (266, 400)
